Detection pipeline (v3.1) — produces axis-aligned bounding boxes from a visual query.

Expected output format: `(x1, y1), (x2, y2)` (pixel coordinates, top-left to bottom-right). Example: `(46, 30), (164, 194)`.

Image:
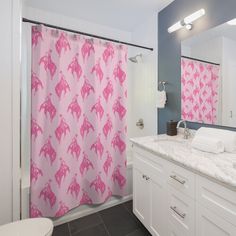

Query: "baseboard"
(53, 194), (133, 226)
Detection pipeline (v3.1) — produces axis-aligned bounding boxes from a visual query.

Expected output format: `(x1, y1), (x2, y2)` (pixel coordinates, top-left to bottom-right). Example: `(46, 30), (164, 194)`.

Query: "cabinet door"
(133, 168), (149, 225)
(167, 221), (189, 236)
(166, 186), (195, 236)
(133, 150), (167, 236)
(196, 204), (236, 236)
(149, 177), (166, 236)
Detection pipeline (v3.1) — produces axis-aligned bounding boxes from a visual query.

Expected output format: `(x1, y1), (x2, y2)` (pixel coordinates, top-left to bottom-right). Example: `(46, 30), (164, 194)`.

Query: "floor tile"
(123, 201), (144, 227)
(69, 213), (102, 235)
(72, 223), (109, 236)
(52, 223), (70, 236)
(126, 227), (152, 236)
(123, 201), (133, 214)
(99, 204), (140, 236)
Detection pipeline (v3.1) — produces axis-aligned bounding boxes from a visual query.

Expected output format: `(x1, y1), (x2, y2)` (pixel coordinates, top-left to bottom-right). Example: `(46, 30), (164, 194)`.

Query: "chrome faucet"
(176, 120), (190, 139)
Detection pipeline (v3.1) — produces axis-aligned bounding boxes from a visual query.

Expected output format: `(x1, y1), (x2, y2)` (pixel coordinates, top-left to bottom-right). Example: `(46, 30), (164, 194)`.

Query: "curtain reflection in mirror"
(181, 57), (220, 124)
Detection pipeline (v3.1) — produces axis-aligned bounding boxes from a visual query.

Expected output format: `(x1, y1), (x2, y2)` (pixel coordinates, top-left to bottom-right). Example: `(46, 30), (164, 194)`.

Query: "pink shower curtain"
(30, 26), (127, 218)
(181, 57), (220, 124)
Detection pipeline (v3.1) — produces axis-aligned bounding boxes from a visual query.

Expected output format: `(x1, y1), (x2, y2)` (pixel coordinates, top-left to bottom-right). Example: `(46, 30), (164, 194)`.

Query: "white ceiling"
(23, 0), (174, 31)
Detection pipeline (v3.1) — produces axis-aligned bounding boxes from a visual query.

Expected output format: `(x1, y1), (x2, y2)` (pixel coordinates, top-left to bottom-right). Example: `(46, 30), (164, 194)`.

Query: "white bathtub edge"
(53, 194), (133, 226)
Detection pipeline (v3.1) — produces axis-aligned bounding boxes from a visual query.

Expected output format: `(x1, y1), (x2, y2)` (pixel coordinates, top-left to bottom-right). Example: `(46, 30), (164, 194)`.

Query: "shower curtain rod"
(181, 55), (220, 66)
(22, 18), (154, 51)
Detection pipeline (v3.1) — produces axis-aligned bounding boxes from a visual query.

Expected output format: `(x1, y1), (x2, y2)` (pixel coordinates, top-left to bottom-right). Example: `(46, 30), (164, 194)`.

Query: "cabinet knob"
(142, 174), (150, 181)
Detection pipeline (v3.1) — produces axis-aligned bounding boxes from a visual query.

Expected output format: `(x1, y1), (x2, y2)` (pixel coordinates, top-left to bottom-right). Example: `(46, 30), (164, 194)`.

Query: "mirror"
(181, 19), (236, 128)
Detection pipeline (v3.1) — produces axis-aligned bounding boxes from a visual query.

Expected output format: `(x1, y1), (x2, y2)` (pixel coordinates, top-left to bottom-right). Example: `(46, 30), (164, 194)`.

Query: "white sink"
(233, 162), (236, 169)
(153, 138), (185, 144)
(150, 137), (191, 155)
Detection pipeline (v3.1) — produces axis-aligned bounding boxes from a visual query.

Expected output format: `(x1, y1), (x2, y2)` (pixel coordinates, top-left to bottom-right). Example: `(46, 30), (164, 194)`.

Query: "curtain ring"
(35, 25), (42, 31)
(70, 33), (78, 40)
(51, 29), (59, 37)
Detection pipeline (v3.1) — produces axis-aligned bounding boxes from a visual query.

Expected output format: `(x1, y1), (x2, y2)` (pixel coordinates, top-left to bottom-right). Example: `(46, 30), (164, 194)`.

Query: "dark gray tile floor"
(53, 201), (151, 236)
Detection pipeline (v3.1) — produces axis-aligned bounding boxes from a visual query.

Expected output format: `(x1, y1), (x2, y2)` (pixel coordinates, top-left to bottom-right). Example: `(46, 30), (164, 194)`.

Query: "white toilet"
(0, 218), (53, 236)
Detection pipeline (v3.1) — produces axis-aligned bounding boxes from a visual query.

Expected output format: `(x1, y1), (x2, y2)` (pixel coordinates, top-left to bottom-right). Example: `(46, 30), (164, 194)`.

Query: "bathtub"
(21, 159), (133, 226)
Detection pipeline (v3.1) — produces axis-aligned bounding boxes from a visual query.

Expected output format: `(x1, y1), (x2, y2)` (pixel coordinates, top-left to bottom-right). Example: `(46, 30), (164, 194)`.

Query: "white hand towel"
(191, 135), (224, 154)
(195, 127), (236, 153)
(157, 90), (167, 108)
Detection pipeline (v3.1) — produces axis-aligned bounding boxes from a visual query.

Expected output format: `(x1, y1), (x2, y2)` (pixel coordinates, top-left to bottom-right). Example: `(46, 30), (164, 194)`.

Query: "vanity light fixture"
(227, 18), (236, 25)
(168, 9), (205, 33)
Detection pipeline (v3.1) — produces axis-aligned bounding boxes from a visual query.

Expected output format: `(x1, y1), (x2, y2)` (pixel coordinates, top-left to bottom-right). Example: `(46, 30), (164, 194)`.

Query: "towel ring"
(159, 81), (167, 91)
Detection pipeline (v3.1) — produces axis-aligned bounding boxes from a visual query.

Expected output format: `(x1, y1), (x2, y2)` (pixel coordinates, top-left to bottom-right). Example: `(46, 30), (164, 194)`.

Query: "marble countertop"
(130, 134), (236, 190)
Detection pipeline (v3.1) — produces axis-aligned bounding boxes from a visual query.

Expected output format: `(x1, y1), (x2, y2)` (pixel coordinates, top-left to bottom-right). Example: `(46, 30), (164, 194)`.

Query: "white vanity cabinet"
(132, 145), (236, 236)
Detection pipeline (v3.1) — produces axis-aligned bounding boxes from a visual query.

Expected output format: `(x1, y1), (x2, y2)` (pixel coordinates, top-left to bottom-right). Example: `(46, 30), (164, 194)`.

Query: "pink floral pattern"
(181, 57), (220, 124)
(30, 26), (127, 217)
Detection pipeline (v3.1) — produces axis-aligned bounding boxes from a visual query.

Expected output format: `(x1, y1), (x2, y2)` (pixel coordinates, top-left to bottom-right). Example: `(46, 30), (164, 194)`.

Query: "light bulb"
(168, 21), (183, 33)
(167, 8), (205, 34)
(227, 18), (236, 25)
(185, 24), (193, 30)
(184, 9), (205, 25)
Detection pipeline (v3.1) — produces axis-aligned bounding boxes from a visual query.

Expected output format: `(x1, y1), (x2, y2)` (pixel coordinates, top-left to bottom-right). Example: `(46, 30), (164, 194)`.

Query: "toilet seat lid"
(0, 218), (53, 236)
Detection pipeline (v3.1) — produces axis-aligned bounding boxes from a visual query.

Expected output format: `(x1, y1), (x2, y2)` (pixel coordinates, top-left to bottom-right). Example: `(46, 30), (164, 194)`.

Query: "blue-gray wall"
(158, 0), (236, 133)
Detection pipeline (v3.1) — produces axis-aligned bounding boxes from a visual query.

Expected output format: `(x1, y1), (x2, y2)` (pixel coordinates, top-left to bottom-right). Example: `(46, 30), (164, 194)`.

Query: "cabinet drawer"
(167, 185), (195, 236)
(196, 175), (236, 227)
(196, 203), (236, 236)
(133, 153), (152, 175)
(133, 146), (167, 168)
(133, 151), (166, 183)
(167, 221), (192, 236)
(167, 161), (195, 199)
